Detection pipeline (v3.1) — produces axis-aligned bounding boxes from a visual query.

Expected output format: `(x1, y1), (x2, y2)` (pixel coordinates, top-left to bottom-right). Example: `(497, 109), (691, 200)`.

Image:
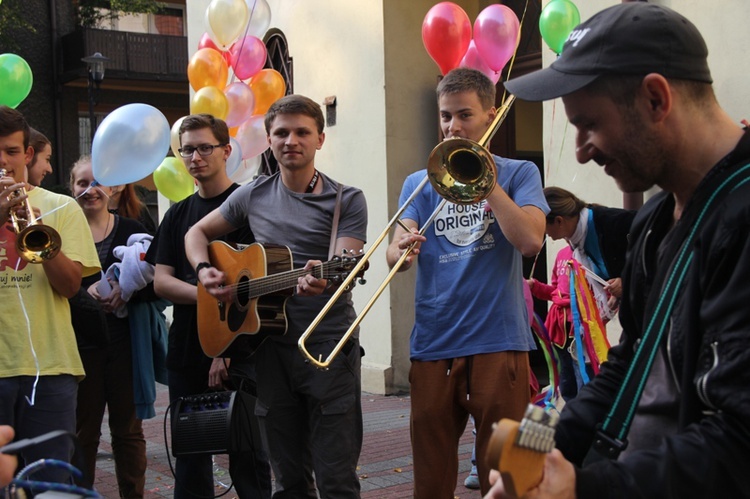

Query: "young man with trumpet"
(386, 68), (549, 497)
(185, 95), (368, 497)
(0, 106), (100, 483)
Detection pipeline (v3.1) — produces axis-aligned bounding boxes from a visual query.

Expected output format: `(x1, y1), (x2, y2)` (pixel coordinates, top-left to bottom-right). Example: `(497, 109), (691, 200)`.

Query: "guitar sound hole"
(236, 275), (250, 307)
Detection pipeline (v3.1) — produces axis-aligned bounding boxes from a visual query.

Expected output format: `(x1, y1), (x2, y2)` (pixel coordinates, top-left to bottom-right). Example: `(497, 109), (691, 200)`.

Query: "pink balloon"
(235, 114), (269, 160)
(224, 82), (256, 127)
(198, 32), (232, 67)
(230, 36), (267, 81)
(460, 40), (501, 84)
(473, 4), (520, 72)
(422, 2), (472, 75)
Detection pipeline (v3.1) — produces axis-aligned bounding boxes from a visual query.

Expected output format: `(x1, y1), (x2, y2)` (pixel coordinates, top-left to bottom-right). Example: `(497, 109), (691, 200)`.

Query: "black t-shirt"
(145, 184), (254, 370)
(80, 216), (149, 348)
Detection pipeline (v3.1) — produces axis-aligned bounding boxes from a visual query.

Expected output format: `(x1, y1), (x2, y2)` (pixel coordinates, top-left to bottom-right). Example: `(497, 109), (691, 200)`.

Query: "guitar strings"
(220, 260), (344, 295)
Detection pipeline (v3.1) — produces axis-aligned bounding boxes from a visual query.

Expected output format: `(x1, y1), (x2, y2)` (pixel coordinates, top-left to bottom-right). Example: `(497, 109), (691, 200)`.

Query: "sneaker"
(464, 467), (480, 490)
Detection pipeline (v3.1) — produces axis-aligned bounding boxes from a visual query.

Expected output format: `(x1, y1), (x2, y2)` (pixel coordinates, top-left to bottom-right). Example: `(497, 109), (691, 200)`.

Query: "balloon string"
(545, 99), (556, 181)
(500, 0), (530, 101)
(228, 0), (259, 86)
(36, 182), (108, 221)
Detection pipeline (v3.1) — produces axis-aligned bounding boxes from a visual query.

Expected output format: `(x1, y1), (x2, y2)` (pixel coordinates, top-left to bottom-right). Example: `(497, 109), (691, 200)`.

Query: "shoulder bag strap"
(590, 161), (750, 460)
(328, 183), (343, 260)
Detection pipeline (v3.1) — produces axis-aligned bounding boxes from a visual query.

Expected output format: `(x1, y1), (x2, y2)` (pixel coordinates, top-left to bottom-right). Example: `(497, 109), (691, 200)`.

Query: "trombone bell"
(427, 139), (497, 205)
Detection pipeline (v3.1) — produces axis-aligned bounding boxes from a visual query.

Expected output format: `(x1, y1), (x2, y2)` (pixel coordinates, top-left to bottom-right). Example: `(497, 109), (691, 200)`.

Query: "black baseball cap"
(504, 3), (712, 101)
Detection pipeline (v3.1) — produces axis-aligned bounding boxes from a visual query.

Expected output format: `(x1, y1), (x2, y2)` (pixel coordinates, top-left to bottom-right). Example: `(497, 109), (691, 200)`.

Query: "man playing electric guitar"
(146, 114), (271, 498)
(185, 95), (368, 497)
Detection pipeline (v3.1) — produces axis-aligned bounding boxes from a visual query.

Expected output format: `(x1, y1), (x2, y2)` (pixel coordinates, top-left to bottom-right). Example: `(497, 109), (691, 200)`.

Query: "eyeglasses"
(178, 143), (227, 158)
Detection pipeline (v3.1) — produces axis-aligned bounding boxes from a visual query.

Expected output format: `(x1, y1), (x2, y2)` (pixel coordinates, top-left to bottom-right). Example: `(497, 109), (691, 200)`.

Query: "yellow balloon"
(153, 157), (194, 202)
(206, 0), (250, 49)
(190, 86), (229, 120)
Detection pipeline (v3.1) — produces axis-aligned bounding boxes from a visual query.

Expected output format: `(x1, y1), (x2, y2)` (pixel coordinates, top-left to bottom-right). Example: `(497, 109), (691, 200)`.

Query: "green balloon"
(153, 156), (194, 202)
(0, 53), (33, 108)
(539, 0), (581, 55)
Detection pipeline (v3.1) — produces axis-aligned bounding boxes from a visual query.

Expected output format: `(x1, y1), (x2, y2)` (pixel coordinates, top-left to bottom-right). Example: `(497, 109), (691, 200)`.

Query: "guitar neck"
(243, 260), (340, 298)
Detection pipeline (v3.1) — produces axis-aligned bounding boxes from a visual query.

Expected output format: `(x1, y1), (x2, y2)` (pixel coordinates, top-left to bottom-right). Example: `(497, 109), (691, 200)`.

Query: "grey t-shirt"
(220, 172), (368, 343)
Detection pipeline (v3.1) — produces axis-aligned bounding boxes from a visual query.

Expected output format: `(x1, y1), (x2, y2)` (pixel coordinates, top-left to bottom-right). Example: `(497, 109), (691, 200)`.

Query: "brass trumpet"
(298, 95), (516, 369)
(1, 169), (61, 263)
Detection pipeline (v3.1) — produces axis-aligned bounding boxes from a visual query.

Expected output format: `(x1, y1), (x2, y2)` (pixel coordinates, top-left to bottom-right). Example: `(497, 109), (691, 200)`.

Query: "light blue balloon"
(225, 137), (243, 178)
(92, 103), (170, 186)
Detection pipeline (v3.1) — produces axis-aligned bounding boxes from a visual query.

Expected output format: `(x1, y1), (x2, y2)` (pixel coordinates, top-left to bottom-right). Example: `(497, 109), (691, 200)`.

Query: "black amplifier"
(171, 390), (262, 457)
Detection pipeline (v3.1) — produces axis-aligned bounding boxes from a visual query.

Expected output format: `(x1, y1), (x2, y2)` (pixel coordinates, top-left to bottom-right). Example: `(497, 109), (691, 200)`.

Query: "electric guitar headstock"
(485, 404), (559, 497)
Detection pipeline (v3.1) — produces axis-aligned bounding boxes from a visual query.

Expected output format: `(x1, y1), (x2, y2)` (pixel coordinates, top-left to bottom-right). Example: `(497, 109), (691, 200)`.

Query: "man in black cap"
(486, 3), (750, 498)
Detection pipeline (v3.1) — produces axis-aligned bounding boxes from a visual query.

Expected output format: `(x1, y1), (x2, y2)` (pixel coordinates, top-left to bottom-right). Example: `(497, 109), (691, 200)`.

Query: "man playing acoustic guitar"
(185, 95), (368, 497)
(146, 114), (271, 498)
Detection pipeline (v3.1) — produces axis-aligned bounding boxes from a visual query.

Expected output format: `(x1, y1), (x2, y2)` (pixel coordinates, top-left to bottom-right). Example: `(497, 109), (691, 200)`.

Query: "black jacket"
(555, 130), (750, 498)
(590, 206), (635, 279)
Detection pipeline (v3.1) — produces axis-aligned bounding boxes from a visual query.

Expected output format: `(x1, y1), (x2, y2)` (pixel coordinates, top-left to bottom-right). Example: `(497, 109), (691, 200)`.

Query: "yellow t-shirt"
(0, 188), (100, 377)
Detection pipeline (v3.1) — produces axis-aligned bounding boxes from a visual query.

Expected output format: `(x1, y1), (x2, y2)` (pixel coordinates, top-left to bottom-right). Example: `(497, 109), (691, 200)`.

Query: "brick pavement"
(91, 383), (482, 498)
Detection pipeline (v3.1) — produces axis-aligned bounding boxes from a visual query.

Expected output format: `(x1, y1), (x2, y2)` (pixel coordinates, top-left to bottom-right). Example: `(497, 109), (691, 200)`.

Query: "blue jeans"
(0, 375), (78, 484)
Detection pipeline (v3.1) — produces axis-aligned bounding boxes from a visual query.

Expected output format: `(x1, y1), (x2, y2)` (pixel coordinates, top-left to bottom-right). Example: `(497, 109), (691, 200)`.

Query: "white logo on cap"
(567, 28), (591, 47)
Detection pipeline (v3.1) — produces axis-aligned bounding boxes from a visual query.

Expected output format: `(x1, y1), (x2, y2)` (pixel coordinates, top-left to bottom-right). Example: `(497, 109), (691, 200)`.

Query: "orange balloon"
(190, 86), (229, 120)
(188, 48), (229, 91)
(228, 125), (239, 137)
(248, 69), (285, 115)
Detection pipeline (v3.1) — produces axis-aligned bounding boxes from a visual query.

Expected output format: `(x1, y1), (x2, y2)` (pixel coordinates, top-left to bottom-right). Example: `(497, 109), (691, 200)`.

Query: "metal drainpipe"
(49, 0), (65, 186)
(621, 0), (646, 209)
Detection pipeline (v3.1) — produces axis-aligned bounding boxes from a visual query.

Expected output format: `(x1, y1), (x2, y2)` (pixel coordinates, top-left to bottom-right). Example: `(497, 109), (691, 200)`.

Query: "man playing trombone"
(386, 68), (549, 497)
(0, 106), (100, 484)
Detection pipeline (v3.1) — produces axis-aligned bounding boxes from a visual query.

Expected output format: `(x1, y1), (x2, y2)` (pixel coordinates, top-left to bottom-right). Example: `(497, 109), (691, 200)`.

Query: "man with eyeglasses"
(145, 114), (272, 498)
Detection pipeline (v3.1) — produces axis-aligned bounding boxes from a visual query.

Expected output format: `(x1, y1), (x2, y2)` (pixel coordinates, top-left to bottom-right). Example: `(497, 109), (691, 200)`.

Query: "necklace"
(95, 214), (111, 252)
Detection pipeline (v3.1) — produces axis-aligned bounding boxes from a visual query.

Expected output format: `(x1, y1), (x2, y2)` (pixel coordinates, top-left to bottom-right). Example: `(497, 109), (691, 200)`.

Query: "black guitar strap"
(589, 160), (750, 461)
(328, 183), (343, 260)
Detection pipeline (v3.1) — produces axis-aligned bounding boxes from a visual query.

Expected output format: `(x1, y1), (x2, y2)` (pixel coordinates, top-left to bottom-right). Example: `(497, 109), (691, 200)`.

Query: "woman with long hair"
(70, 156), (149, 497)
(108, 183), (157, 234)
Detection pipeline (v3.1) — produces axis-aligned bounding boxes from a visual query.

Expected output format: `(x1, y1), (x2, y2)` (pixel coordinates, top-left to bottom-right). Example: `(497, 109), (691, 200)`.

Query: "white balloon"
(92, 104), (170, 185)
(245, 0), (272, 38)
(230, 155), (262, 184)
(226, 137), (243, 178)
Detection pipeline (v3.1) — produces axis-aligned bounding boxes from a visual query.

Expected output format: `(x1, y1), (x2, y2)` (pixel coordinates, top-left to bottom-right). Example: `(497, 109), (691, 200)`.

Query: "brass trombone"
(298, 94), (516, 368)
(0, 169), (62, 263)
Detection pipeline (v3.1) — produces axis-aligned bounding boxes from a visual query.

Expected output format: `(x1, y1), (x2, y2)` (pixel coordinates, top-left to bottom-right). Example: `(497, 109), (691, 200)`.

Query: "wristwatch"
(195, 261), (211, 275)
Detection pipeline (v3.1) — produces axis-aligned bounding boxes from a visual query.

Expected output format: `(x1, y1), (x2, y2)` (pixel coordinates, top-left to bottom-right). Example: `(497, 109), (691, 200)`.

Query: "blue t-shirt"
(400, 156), (549, 361)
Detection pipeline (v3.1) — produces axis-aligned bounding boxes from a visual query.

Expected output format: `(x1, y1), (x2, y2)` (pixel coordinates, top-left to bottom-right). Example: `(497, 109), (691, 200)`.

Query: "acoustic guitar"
(197, 241), (363, 357)
(485, 404), (559, 497)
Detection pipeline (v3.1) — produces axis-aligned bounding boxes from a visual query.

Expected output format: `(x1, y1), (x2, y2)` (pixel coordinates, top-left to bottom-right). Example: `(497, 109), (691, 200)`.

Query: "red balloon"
(422, 2), (471, 75)
(198, 32), (232, 67)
